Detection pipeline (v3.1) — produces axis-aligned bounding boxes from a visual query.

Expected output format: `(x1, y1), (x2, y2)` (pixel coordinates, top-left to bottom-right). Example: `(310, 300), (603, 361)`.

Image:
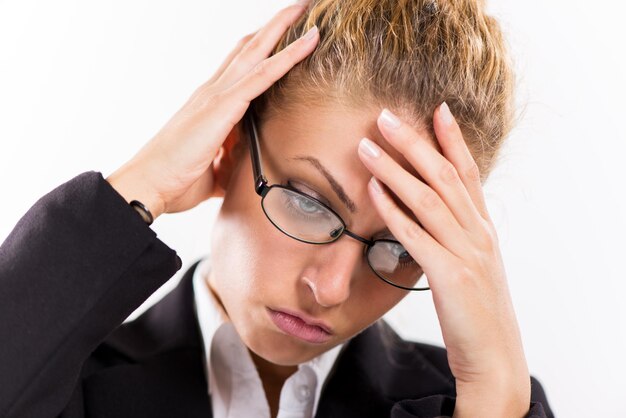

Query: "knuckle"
(243, 35), (262, 53)
(440, 162), (460, 185)
(489, 224), (500, 244)
(236, 34), (253, 50)
(417, 190), (440, 210)
(191, 80), (213, 97)
(252, 59), (271, 77)
(282, 42), (299, 61)
(474, 220), (498, 252)
(484, 224), (500, 250)
(187, 86), (205, 105)
(241, 32), (256, 44)
(464, 162), (481, 182)
(405, 220), (425, 240)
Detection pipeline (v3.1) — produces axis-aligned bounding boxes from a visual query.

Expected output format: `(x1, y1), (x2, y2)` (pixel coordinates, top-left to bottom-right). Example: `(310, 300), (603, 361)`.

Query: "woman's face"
(208, 103), (426, 366)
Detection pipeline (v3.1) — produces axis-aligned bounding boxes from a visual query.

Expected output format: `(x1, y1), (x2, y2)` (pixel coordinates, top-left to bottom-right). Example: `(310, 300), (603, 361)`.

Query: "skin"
(106, 3), (531, 417)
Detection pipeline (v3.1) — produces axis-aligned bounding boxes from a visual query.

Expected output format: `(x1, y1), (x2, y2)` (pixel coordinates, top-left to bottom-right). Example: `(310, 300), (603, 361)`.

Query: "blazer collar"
(95, 258), (212, 418)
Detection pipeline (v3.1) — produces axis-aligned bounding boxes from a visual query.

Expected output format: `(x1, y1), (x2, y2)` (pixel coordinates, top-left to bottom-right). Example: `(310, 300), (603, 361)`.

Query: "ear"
(211, 122), (246, 198)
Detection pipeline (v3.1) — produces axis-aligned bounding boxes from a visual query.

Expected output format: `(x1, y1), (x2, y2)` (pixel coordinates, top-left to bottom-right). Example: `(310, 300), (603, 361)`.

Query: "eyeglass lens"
(261, 185), (429, 290)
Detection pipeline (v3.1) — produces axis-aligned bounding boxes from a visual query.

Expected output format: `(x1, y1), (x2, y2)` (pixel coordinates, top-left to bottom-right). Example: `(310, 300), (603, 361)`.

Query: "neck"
(249, 349), (298, 383)
(249, 350), (298, 418)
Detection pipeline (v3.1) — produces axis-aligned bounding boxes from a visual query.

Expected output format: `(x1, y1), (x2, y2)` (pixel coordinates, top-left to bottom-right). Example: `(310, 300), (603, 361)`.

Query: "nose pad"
(304, 236), (365, 308)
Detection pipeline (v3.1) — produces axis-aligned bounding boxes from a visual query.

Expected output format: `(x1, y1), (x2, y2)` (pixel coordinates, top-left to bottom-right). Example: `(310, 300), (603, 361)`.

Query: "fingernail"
(370, 176), (384, 194)
(295, 0), (312, 6)
(439, 102), (454, 126)
(302, 25), (318, 41)
(359, 137), (381, 158)
(380, 108), (401, 129)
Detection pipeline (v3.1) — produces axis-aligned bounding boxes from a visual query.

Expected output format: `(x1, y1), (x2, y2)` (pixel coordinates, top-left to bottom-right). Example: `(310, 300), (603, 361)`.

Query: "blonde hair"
(251, 0), (515, 181)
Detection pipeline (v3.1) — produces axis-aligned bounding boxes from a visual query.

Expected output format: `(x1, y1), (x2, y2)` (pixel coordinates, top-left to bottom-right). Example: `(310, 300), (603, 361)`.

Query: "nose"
(303, 235), (365, 308)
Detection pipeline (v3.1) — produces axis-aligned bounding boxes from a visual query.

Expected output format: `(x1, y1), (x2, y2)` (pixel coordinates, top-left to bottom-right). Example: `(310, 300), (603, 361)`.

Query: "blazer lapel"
(315, 320), (456, 418)
(83, 258), (212, 418)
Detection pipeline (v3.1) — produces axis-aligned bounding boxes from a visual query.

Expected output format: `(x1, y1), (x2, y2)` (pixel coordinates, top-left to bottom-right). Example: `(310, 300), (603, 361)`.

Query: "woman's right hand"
(106, 1), (318, 220)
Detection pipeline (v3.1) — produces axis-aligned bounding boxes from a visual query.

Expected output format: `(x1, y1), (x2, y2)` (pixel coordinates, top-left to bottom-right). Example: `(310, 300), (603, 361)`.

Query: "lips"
(267, 307), (333, 344)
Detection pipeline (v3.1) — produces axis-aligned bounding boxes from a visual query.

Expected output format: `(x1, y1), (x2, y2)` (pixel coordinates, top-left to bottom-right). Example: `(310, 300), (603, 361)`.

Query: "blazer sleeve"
(390, 376), (553, 418)
(0, 171), (182, 418)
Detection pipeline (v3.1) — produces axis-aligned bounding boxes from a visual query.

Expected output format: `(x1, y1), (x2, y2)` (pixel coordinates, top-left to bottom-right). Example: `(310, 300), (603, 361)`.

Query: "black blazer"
(0, 171), (554, 417)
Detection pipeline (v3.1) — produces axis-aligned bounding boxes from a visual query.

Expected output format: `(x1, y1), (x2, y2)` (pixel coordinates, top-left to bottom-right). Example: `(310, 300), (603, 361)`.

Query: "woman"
(0, 0), (553, 417)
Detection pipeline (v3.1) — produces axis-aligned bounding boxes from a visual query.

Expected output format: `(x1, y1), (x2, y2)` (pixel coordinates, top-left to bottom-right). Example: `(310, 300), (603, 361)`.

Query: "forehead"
(257, 103), (433, 185)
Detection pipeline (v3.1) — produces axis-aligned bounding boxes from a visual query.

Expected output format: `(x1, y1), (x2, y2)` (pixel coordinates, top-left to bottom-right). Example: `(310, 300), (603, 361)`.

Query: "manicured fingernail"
(302, 25), (318, 41)
(439, 102), (454, 126)
(380, 108), (401, 129)
(359, 137), (381, 158)
(370, 176), (384, 194)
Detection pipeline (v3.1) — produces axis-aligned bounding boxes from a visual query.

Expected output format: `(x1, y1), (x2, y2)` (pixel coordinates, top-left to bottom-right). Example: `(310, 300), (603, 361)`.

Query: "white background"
(1, 1), (625, 416)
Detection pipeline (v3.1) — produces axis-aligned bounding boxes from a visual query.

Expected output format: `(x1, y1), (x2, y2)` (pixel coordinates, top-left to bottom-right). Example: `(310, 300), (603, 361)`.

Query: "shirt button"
(296, 384), (312, 402)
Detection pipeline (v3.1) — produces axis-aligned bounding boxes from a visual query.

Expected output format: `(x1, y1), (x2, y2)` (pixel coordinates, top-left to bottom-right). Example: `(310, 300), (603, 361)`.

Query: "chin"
(240, 322), (331, 366)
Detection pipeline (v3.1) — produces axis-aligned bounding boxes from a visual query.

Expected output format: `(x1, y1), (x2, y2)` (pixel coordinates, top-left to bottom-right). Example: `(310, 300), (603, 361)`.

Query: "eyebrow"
(289, 155), (358, 214)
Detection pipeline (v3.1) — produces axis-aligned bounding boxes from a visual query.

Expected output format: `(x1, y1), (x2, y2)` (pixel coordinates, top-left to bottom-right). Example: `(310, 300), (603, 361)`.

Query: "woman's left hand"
(357, 103), (531, 418)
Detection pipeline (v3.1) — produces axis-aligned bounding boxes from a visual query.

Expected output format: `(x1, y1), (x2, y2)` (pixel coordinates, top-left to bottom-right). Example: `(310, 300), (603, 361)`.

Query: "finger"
(366, 175), (453, 286)
(207, 31), (259, 85)
(377, 108), (486, 235)
(433, 102), (492, 223)
(223, 24), (319, 104)
(186, 31), (259, 105)
(216, 3), (309, 88)
(358, 137), (471, 258)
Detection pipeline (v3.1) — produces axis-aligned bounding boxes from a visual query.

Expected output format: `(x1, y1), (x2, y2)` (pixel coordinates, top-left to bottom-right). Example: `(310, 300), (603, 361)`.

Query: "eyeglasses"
(242, 106), (429, 291)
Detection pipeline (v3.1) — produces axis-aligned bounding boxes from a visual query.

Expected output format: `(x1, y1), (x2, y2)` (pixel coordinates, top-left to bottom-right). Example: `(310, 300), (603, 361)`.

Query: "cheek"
(212, 202), (306, 298)
(208, 167), (311, 326)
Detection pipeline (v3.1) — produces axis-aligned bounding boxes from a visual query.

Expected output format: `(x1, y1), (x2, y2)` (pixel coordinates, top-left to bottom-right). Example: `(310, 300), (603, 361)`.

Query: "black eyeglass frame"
(242, 106), (429, 291)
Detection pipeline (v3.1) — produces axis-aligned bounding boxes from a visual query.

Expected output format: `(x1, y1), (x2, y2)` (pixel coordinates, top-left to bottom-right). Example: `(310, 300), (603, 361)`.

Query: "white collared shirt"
(192, 257), (344, 418)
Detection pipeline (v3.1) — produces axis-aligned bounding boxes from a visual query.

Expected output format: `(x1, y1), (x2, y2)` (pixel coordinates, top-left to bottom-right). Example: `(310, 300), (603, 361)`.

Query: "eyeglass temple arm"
(243, 108), (268, 196)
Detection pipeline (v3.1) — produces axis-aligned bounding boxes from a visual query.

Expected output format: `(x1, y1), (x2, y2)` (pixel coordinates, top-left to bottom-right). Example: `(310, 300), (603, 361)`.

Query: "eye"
(390, 242), (408, 257)
(278, 180), (333, 221)
(382, 240), (418, 268)
(392, 243), (417, 268)
(291, 193), (326, 215)
(286, 180), (332, 207)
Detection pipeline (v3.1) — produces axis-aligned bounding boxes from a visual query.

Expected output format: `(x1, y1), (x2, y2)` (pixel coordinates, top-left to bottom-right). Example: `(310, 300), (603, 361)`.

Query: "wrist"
(453, 376), (531, 418)
(453, 397), (530, 418)
(106, 167), (165, 221)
